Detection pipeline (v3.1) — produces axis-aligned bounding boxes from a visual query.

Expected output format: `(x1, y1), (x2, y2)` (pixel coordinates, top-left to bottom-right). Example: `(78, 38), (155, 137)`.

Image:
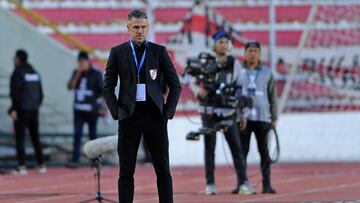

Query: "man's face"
(245, 47), (261, 64)
(78, 58), (90, 70)
(13, 56), (20, 66)
(127, 17), (149, 45)
(214, 38), (229, 55)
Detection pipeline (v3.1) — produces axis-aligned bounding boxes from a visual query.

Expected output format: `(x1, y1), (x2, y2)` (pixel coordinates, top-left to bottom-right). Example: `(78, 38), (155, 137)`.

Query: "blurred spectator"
(66, 51), (103, 168)
(240, 41), (277, 194)
(275, 57), (289, 96)
(8, 49), (47, 176)
(275, 58), (289, 79)
(189, 32), (256, 195)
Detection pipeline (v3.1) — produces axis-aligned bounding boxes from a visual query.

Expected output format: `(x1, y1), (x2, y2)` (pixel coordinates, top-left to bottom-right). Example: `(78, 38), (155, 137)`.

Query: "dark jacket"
(69, 67), (103, 114)
(103, 41), (182, 120)
(8, 63), (43, 113)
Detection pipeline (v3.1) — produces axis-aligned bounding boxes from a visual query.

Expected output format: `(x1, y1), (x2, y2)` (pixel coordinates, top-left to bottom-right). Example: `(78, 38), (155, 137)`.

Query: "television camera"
(183, 52), (253, 141)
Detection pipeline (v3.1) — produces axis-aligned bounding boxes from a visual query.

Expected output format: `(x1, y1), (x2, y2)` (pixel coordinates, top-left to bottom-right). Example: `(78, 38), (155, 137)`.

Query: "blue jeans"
(71, 111), (98, 162)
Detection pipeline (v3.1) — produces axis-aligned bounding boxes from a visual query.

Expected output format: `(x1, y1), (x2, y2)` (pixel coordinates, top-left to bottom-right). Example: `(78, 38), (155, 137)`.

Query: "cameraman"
(190, 31), (255, 195)
(240, 41), (278, 194)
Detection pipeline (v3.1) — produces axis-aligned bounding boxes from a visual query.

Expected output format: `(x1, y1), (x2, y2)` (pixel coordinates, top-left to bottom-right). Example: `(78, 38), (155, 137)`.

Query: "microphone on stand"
(83, 135), (118, 159)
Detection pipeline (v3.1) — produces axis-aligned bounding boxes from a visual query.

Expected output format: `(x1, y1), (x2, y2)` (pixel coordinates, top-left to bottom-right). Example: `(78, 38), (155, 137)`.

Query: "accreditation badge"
(136, 84), (146, 101)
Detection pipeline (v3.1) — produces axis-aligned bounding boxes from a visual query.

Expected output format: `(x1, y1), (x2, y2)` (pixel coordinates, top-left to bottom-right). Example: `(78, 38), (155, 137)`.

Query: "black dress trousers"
(117, 101), (172, 203)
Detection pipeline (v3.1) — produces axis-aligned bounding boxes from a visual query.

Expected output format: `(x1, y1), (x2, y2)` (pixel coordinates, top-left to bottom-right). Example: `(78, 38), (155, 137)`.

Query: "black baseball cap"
(245, 41), (261, 50)
(15, 49), (28, 63)
(78, 51), (89, 60)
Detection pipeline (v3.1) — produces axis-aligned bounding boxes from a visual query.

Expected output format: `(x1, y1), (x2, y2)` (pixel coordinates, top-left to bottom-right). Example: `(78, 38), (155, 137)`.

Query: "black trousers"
(140, 138), (152, 163)
(117, 103), (172, 203)
(14, 110), (44, 166)
(240, 121), (272, 186)
(201, 114), (248, 186)
(72, 111), (98, 162)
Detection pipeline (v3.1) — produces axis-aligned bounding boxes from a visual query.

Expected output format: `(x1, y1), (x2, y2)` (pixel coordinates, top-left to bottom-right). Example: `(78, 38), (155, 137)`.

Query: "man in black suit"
(103, 9), (181, 203)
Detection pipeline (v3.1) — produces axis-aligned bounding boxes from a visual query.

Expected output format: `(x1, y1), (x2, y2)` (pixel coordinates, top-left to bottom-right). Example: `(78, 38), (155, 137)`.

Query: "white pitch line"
(5, 166), (360, 203)
(240, 182), (360, 203)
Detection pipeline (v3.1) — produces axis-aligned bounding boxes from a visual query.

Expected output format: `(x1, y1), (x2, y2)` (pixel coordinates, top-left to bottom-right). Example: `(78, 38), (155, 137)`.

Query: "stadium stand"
(7, 1), (359, 48)
(1, 0), (359, 113)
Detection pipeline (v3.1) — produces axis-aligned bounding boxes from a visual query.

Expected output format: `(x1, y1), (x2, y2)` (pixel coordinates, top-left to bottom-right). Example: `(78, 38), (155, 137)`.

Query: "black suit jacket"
(103, 41), (182, 120)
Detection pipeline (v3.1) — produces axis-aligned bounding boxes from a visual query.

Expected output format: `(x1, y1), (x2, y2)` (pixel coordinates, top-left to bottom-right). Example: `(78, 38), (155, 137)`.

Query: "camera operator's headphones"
(210, 31), (233, 52)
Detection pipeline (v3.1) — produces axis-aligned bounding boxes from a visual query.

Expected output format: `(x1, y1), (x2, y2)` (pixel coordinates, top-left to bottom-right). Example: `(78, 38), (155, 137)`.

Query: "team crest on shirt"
(150, 69), (157, 80)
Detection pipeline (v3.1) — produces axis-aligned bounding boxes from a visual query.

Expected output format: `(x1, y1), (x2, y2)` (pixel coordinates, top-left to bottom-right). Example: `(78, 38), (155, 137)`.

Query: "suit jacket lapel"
(127, 42), (137, 80)
(144, 42), (152, 82)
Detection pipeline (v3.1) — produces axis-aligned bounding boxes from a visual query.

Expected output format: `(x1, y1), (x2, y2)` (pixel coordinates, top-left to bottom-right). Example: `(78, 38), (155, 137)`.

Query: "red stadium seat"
(51, 33), (129, 49)
(155, 32), (177, 44)
(316, 5), (360, 22)
(154, 7), (189, 23)
(215, 5), (310, 23)
(50, 32), (182, 50)
(13, 8), (133, 24)
(241, 31), (302, 46)
(215, 6), (268, 23)
(276, 5), (310, 22)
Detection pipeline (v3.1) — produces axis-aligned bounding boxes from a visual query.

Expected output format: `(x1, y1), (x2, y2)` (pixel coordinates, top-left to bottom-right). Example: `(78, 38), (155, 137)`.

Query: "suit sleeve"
(8, 70), (23, 114)
(96, 71), (104, 96)
(161, 46), (182, 119)
(267, 73), (278, 121)
(103, 48), (119, 120)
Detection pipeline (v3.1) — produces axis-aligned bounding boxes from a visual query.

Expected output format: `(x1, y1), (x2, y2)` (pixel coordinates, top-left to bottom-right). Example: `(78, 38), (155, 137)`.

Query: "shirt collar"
(243, 61), (262, 70)
(130, 40), (147, 49)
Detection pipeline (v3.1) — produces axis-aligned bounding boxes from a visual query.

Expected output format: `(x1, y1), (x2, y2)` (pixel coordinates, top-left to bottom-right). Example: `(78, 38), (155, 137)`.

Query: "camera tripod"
(78, 156), (117, 203)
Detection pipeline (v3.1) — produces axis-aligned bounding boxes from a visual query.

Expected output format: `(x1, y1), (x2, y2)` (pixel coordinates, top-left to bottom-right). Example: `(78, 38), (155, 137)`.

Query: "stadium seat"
(13, 8), (132, 24)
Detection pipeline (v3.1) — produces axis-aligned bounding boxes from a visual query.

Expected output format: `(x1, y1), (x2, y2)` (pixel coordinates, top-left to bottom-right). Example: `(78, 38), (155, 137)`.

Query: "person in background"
(189, 31), (256, 195)
(8, 49), (46, 176)
(275, 58), (289, 77)
(240, 41), (278, 194)
(66, 51), (103, 168)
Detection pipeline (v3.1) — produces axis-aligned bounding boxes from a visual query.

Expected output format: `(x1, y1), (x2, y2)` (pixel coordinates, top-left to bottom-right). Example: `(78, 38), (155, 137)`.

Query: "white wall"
(0, 8), (76, 133)
(167, 111), (360, 166)
(0, 8), (76, 103)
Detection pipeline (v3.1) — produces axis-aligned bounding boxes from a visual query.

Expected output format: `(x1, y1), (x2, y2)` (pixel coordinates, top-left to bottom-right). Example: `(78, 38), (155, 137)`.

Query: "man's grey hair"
(128, 9), (147, 21)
